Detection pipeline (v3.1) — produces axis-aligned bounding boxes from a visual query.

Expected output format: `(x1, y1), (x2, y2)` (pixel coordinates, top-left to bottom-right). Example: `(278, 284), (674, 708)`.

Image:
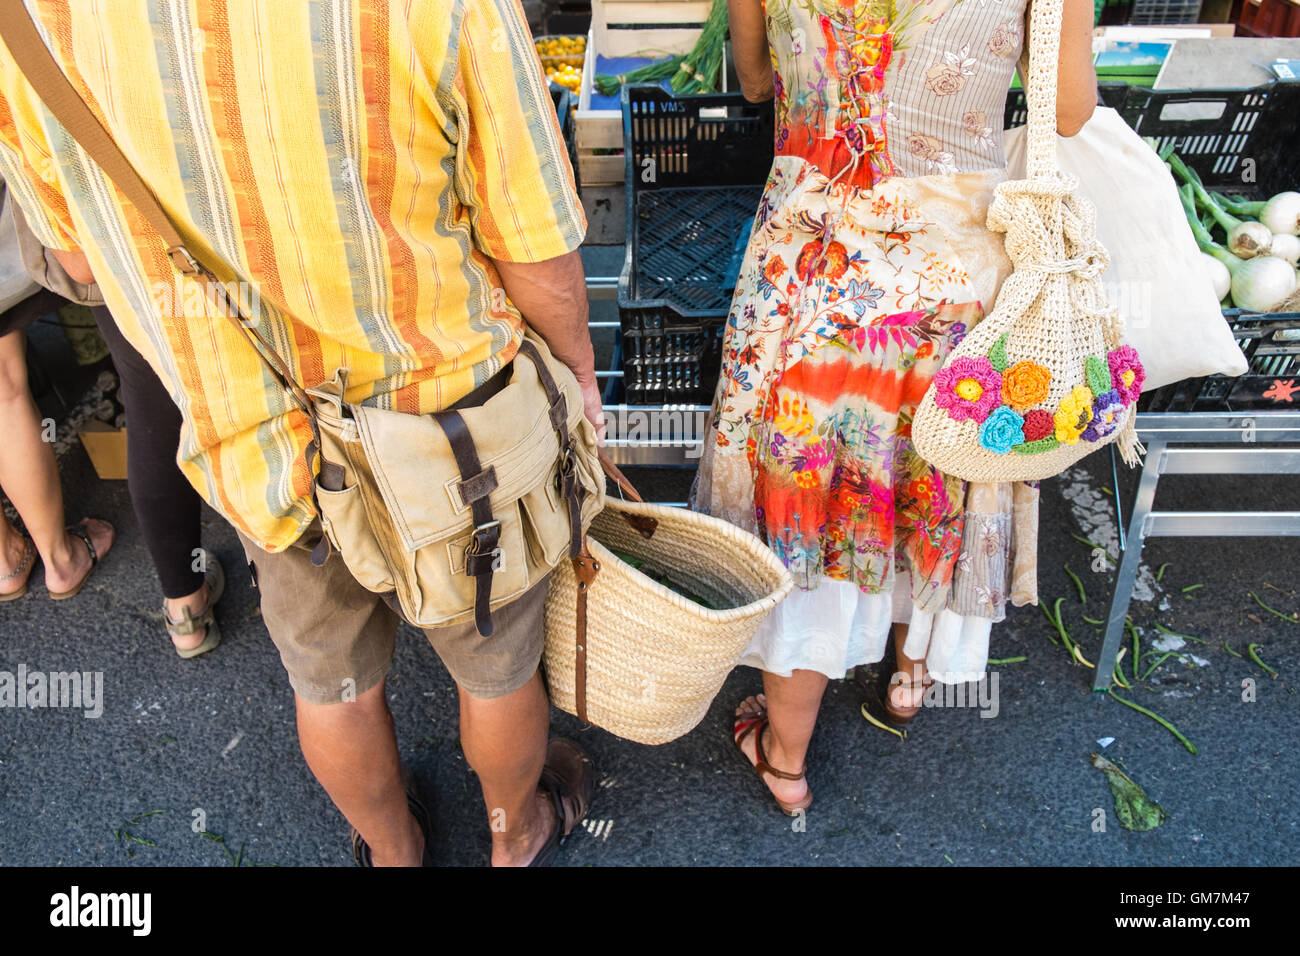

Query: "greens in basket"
(610, 549), (723, 609)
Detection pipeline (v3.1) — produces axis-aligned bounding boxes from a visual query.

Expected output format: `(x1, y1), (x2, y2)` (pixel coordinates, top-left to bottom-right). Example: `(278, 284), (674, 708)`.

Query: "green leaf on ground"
(1090, 753), (1169, 832)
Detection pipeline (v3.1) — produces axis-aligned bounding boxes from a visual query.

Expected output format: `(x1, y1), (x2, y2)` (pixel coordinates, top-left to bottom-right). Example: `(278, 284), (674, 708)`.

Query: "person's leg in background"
(90, 306), (211, 651)
(0, 327), (114, 596)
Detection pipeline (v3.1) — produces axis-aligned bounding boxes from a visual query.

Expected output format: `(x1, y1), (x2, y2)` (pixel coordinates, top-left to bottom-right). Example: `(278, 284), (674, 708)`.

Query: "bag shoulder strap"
(0, 0), (313, 415)
(1023, 0), (1064, 181)
(0, 2), (192, 272)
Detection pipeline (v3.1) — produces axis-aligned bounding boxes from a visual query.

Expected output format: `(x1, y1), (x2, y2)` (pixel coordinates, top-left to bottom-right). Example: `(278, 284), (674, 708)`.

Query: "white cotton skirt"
(740, 575), (992, 685)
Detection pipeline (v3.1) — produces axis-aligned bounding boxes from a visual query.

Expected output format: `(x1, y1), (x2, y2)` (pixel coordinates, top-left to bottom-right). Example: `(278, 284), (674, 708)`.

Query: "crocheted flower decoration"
(1021, 409), (1054, 442)
(1054, 385), (1095, 445)
(1108, 345), (1145, 405)
(1000, 360), (1052, 411)
(934, 356), (1002, 423)
(978, 406), (1026, 454)
(1082, 389), (1126, 442)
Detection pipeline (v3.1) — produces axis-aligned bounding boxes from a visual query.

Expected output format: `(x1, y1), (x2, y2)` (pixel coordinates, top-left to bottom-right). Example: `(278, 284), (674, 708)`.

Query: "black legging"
(91, 306), (204, 599)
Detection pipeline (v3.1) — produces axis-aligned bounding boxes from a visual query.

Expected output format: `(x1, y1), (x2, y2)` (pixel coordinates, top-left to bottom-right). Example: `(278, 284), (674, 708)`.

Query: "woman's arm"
(1021, 0), (1098, 136)
(1056, 0), (1098, 136)
(728, 0), (773, 103)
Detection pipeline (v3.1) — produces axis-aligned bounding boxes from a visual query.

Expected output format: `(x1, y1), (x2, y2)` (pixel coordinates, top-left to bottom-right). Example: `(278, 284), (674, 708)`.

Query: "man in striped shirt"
(0, 0), (601, 866)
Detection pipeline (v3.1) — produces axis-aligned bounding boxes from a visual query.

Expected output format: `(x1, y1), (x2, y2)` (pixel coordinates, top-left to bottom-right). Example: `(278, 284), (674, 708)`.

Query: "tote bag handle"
(1023, 0), (1065, 182)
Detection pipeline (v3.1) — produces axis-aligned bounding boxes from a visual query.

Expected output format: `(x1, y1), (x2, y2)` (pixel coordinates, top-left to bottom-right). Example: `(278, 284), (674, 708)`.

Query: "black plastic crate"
(623, 185), (763, 311)
(617, 183), (760, 406)
(1142, 311), (1300, 413)
(621, 84), (775, 190)
(616, 85), (774, 405)
(1006, 82), (1300, 196)
(619, 313), (725, 406)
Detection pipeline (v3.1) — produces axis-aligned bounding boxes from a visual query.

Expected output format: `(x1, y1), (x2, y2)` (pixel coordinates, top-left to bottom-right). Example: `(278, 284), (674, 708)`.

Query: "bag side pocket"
(315, 480), (396, 594)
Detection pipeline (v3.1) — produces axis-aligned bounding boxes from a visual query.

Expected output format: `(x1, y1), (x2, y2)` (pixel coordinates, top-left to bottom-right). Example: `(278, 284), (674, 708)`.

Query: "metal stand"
(1092, 411), (1300, 691)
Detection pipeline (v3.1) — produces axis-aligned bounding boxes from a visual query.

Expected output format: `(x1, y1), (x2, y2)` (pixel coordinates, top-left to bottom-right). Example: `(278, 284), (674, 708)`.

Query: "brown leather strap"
(736, 716), (806, 782)
(516, 338), (597, 721)
(434, 408), (500, 638)
(598, 447), (643, 503)
(0, 3), (187, 260)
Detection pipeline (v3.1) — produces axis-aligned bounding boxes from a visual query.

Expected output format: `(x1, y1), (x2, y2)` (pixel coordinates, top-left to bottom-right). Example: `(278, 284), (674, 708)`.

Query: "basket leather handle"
(598, 447), (658, 539)
(598, 447), (641, 502)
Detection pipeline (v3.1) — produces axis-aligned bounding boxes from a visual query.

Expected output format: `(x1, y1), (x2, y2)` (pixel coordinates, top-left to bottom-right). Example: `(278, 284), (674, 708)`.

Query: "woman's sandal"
(49, 519), (113, 601)
(527, 738), (596, 868)
(878, 668), (935, 726)
(165, 553), (225, 659)
(0, 537), (36, 602)
(733, 706), (813, 817)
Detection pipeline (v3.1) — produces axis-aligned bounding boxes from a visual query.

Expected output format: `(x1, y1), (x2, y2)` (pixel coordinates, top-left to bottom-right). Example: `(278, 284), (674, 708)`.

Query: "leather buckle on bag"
(465, 520), (503, 574)
(555, 444), (576, 493)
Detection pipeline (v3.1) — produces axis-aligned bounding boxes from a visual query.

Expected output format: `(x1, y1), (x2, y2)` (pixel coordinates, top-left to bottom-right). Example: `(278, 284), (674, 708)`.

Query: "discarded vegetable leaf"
(1090, 753), (1169, 832)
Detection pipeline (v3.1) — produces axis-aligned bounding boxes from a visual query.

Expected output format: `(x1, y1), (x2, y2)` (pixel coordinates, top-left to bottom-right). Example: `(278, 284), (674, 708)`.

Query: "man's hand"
(576, 374), (606, 445)
(490, 249), (606, 443)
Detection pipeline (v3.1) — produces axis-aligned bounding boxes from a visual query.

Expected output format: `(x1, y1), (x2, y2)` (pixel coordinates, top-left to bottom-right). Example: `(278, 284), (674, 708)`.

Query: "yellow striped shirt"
(0, 0), (585, 550)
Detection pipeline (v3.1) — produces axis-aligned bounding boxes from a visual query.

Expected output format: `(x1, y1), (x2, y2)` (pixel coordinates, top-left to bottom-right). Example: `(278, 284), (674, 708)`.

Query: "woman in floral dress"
(694, 0), (1100, 814)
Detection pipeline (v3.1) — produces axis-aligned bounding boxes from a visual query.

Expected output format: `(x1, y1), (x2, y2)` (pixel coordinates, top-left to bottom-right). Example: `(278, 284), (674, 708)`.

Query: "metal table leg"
(1093, 439), (1165, 692)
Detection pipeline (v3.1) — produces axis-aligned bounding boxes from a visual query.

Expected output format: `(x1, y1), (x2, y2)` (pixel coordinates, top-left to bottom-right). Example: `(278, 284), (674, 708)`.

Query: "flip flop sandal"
(49, 520), (112, 601)
(165, 552), (226, 659)
(733, 706), (813, 817)
(351, 766), (436, 867)
(0, 537), (36, 602)
(527, 737), (596, 868)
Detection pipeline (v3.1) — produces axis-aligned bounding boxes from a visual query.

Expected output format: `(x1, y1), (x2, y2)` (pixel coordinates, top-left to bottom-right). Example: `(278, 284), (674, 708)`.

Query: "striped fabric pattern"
(0, 0), (585, 551)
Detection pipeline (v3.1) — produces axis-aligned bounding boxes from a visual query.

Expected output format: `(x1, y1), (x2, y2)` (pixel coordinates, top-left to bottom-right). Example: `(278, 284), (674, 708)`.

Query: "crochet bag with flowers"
(911, 0), (1145, 482)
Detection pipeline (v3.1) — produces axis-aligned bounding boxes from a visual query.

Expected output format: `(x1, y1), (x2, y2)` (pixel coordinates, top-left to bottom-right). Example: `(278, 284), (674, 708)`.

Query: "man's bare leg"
(458, 670), (554, 867)
(295, 679), (424, 867)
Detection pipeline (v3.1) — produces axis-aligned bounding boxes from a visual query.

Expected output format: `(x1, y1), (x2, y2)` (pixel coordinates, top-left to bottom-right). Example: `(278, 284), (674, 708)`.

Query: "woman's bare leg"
(0, 331), (113, 592)
(889, 623), (928, 714)
(735, 668), (828, 806)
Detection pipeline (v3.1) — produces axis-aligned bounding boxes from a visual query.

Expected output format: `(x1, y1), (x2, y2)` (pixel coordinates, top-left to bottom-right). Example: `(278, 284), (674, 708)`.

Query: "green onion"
(1107, 690), (1198, 755)
(1247, 643), (1279, 679)
(1154, 622), (1211, 645)
(1064, 564), (1086, 603)
(1248, 591), (1299, 624)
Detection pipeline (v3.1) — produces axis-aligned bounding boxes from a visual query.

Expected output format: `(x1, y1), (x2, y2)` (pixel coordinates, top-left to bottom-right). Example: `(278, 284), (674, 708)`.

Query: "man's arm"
(491, 250), (604, 442)
(50, 248), (94, 284)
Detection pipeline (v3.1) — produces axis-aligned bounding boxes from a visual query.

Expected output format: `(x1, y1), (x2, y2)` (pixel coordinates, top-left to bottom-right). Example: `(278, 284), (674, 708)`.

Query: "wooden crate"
(575, 0), (719, 187)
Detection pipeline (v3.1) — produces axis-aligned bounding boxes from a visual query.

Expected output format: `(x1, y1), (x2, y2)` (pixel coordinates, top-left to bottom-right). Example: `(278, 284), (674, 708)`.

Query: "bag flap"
(351, 336), (592, 552)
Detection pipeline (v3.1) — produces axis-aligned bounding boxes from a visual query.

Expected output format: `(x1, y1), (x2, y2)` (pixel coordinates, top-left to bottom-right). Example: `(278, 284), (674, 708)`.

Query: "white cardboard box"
(575, 0), (721, 187)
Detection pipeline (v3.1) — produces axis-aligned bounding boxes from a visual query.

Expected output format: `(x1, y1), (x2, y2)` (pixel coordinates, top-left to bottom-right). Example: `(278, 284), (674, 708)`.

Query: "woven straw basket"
(911, 0), (1144, 482)
(544, 492), (793, 746)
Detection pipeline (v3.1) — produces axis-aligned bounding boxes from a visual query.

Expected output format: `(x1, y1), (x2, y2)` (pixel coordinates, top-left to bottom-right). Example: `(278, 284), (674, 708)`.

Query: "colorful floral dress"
(691, 0), (1040, 682)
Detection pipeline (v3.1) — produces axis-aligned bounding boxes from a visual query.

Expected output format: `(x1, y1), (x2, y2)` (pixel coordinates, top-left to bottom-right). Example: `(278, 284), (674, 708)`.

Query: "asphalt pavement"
(1, 256), (1296, 867)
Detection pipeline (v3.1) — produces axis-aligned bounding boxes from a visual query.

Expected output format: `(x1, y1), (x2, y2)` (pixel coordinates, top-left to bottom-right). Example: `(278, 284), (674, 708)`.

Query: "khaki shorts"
(238, 523), (549, 705)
